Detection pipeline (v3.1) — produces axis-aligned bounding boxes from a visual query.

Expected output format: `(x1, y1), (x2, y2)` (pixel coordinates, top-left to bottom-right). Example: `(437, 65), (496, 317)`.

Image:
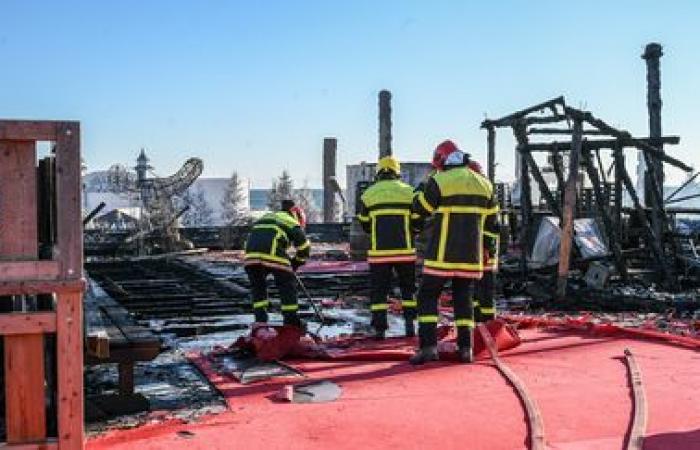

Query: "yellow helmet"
(377, 155), (401, 176)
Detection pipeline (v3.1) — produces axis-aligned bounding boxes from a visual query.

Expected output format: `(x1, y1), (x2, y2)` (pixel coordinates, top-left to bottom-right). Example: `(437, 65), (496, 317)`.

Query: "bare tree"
(295, 179), (321, 223)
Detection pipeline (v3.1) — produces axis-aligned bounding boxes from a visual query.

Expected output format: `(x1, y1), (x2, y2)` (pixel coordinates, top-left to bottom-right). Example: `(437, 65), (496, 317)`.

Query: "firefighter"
(465, 159), (500, 323)
(357, 156), (420, 339)
(410, 140), (498, 365)
(244, 199), (311, 327)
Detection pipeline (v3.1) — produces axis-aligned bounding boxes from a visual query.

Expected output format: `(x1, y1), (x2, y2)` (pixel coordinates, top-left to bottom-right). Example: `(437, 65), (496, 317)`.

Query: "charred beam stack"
(482, 96), (692, 296)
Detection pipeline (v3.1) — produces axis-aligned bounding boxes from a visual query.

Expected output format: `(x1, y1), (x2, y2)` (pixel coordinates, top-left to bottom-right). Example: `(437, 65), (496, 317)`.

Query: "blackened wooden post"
(643, 43), (664, 202)
(487, 125), (496, 183)
(378, 90), (392, 157)
(556, 118), (583, 299)
(322, 138), (337, 223)
(643, 43), (665, 250)
(513, 123), (531, 280)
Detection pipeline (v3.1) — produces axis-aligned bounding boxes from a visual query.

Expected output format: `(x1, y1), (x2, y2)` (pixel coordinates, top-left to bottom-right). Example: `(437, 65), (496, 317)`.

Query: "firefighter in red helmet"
(410, 140), (498, 364)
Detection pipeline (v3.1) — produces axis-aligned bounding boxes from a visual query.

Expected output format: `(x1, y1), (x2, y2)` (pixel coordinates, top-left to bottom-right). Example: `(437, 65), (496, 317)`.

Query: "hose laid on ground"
(477, 324), (546, 450)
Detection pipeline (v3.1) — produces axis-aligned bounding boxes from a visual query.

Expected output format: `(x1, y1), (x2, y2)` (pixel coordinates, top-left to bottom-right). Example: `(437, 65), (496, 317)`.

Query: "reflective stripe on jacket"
(244, 211), (310, 270)
(357, 179), (419, 263)
(412, 166), (497, 278)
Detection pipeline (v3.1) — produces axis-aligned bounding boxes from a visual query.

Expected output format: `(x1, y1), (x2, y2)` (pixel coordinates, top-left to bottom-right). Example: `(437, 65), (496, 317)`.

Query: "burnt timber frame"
(481, 97), (691, 294)
(0, 120), (84, 450)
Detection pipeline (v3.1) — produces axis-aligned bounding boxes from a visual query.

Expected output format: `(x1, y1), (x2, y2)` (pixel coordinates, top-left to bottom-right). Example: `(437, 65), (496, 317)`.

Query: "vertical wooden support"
(513, 123), (531, 280)
(322, 138), (338, 223)
(0, 140), (48, 444)
(487, 126), (496, 183)
(55, 123), (82, 280)
(613, 144), (624, 232)
(556, 119), (583, 299)
(378, 90), (392, 158)
(56, 291), (83, 450)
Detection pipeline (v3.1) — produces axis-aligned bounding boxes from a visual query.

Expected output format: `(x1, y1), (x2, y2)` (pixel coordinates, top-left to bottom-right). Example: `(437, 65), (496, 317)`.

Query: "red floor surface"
(88, 328), (700, 450)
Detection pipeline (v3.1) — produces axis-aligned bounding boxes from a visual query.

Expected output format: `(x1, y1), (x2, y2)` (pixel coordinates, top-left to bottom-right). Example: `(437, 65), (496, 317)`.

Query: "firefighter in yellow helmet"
(244, 199), (311, 328)
(410, 141), (498, 364)
(357, 156), (420, 339)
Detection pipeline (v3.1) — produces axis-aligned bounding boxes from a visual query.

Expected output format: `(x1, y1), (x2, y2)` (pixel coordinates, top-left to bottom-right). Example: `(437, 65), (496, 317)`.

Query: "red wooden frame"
(0, 120), (84, 450)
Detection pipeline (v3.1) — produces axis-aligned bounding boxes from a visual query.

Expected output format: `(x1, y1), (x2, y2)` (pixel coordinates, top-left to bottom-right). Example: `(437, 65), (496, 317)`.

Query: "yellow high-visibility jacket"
(357, 178), (420, 264)
(412, 165), (498, 278)
(244, 211), (310, 271)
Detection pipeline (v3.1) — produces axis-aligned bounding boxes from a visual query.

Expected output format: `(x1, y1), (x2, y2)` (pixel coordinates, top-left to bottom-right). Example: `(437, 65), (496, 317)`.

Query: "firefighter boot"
(457, 327), (474, 363)
(409, 346), (439, 365)
(282, 311), (306, 332)
(371, 311), (388, 340)
(404, 317), (416, 338)
(254, 310), (269, 323)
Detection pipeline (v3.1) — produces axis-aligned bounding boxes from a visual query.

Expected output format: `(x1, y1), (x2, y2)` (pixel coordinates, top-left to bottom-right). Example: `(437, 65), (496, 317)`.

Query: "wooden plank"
(0, 279), (84, 296)
(56, 291), (84, 450)
(118, 362), (135, 395)
(54, 122), (82, 280)
(0, 441), (57, 450)
(0, 261), (60, 281)
(4, 334), (46, 443)
(0, 313), (56, 335)
(556, 119), (583, 299)
(0, 120), (61, 141)
(0, 141), (37, 258)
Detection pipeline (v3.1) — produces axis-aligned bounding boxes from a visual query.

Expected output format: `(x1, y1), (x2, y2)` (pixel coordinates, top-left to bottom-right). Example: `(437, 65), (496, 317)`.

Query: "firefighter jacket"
(412, 165), (498, 278)
(357, 179), (420, 264)
(244, 211), (310, 272)
(483, 206), (500, 272)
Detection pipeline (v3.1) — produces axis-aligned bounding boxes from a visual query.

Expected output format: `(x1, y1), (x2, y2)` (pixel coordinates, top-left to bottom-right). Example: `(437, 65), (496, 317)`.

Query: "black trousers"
(416, 274), (474, 348)
(475, 271), (496, 322)
(369, 262), (417, 331)
(245, 264), (300, 325)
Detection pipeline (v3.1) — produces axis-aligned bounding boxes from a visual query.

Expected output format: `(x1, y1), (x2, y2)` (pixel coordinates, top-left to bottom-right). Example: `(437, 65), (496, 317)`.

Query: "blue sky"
(1, 1), (698, 187)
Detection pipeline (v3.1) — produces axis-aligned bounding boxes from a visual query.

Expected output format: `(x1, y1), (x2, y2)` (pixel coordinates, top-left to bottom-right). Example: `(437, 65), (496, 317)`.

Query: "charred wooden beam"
(528, 128), (608, 136)
(482, 96), (565, 128)
(582, 147), (628, 280)
(514, 122), (532, 280)
(564, 107), (691, 172)
(523, 136), (680, 152)
(487, 125), (496, 183)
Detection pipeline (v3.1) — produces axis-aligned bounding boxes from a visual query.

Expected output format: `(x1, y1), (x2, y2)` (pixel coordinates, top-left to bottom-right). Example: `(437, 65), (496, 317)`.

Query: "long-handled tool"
(293, 271), (326, 335)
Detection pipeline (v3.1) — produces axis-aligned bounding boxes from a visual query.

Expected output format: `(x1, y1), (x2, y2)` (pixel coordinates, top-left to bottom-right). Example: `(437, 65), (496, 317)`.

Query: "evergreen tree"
(267, 170), (295, 210)
(221, 171), (247, 225)
(178, 186), (213, 226)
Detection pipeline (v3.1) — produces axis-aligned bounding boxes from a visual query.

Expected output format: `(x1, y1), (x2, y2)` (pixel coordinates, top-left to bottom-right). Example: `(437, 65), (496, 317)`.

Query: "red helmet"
(289, 205), (307, 228)
(431, 140), (459, 170)
(467, 160), (483, 175)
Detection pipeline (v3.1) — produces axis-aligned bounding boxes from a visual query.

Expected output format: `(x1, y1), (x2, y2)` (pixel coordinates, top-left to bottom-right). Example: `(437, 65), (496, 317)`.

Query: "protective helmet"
(289, 205), (307, 228)
(377, 155), (401, 176)
(468, 160), (483, 175)
(431, 140), (459, 170)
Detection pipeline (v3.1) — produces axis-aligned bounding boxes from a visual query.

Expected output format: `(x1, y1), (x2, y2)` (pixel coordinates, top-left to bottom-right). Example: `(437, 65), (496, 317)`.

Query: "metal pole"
(378, 90), (392, 157)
